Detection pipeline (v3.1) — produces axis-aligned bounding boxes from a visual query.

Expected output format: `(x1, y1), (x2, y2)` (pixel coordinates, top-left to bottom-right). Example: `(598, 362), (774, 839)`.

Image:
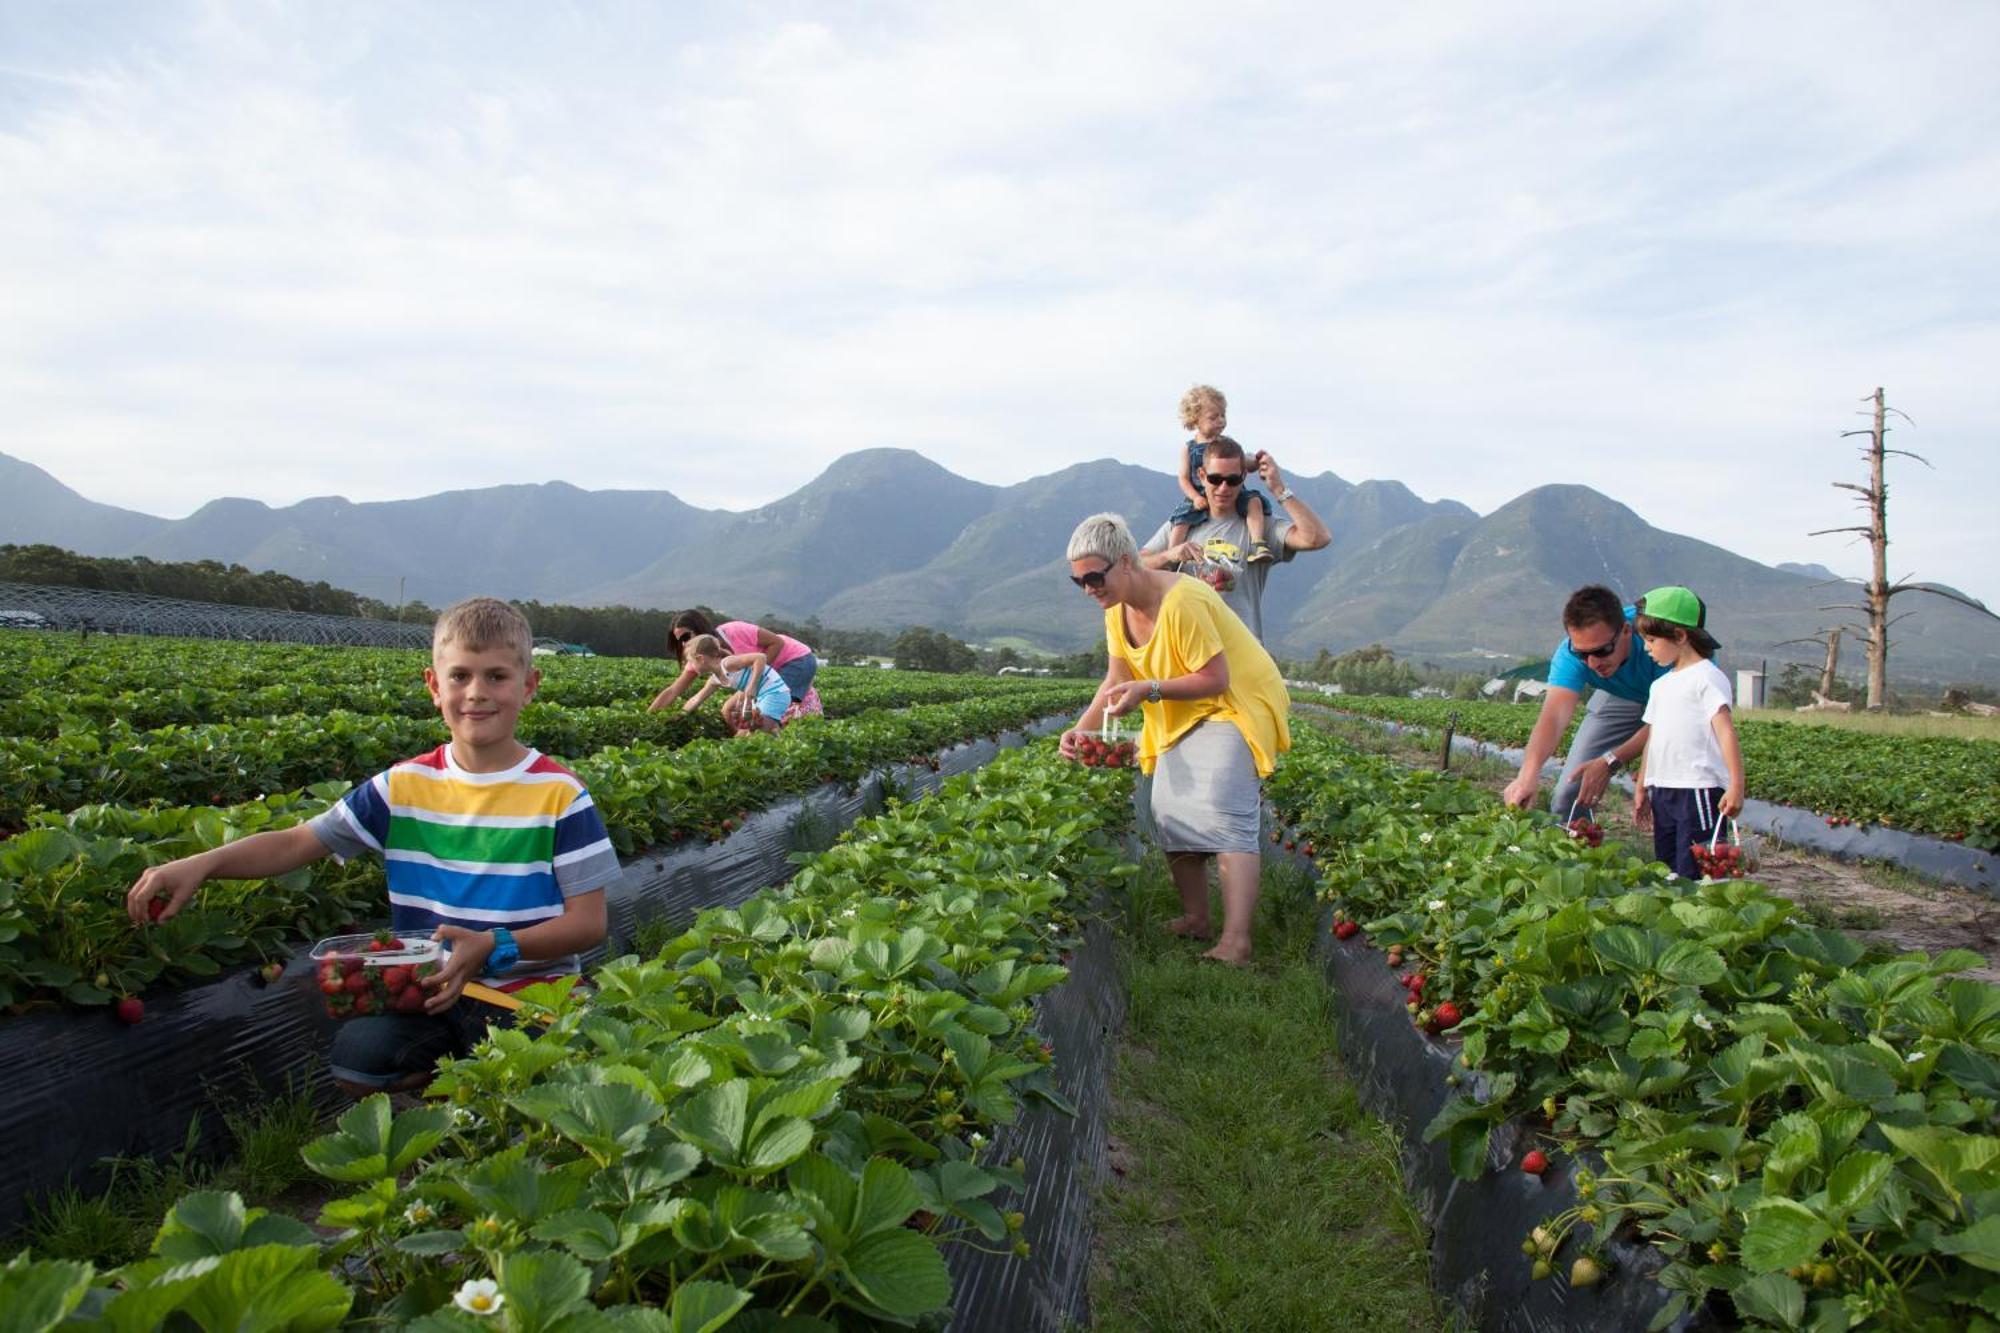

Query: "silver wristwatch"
(1146, 679), (1163, 705)
(1272, 486), (1296, 503)
(1600, 750), (1624, 774)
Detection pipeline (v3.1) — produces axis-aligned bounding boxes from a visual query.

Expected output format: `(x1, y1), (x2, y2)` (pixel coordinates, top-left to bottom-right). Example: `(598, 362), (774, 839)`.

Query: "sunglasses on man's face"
(1204, 472), (1245, 488)
(1571, 628), (1623, 660)
(1069, 566), (1111, 590)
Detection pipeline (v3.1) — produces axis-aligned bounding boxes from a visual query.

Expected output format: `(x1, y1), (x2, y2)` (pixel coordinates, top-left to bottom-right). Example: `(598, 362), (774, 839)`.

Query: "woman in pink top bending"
(647, 609), (822, 721)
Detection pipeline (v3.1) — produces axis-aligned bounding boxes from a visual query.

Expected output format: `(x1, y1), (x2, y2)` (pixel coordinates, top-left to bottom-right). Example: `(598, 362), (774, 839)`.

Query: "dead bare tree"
(1810, 388), (1999, 708)
(1771, 626), (1844, 699)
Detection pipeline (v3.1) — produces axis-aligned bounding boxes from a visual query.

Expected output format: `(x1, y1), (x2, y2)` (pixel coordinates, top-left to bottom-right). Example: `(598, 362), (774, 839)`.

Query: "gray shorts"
(1551, 690), (1647, 818)
(1148, 720), (1263, 855)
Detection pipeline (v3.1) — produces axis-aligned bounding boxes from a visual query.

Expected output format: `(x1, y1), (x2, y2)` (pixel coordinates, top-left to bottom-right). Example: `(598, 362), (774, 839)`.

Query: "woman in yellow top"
(1059, 512), (1291, 964)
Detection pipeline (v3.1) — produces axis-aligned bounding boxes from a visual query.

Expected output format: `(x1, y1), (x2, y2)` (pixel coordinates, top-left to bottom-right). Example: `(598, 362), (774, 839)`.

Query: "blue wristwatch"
(482, 927), (519, 976)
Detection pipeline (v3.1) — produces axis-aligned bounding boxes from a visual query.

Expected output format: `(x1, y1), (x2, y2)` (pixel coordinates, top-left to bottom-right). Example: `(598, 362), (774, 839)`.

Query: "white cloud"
(1, 0), (1996, 602)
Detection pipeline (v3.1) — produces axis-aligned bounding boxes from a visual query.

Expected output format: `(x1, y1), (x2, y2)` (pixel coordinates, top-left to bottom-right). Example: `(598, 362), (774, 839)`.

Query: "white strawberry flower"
(1427, 899), (1447, 912)
(1419, 832), (1434, 844)
(404, 1201), (435, 1225)
(1907, 1051), (1924, 1064)
(454, 1279), (504, 1316)
(1692, 1012), (1714, 1032)
(1507, 845), (1521, 853)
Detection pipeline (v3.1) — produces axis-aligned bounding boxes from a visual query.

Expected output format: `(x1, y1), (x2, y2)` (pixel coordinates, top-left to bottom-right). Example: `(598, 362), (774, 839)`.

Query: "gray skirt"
(1148, 719), (1263, 854)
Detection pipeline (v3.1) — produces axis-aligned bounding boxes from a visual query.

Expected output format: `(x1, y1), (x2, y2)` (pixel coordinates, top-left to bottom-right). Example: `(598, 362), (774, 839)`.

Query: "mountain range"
(5, 449), (1997, 683)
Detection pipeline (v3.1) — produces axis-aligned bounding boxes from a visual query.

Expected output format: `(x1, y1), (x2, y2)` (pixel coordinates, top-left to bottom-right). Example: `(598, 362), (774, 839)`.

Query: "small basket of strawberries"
(1074, 715), (1138, 769)
(309, 929), (443, 1020)
(1690, 819), (1756, 880)
(1186, 554), (1237, 595)
(1563, 799), (1605, 848)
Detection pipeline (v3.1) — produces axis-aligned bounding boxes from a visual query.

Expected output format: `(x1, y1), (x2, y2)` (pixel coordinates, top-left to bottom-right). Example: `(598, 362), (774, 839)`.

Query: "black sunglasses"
(1069, 566), (1111, 590)
(673, 628), (694, 643)
(1204, 471), (1245, 487)
(1572, 627), (1623, 660)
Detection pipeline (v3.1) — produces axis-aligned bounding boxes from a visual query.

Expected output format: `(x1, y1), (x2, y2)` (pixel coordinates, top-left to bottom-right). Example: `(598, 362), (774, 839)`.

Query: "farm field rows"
(1270, 719), (2000, 1329)
(2, 741), (1139, 1329)
(1315, 694), (2000, 850)
(0, 632), (1094, 1016)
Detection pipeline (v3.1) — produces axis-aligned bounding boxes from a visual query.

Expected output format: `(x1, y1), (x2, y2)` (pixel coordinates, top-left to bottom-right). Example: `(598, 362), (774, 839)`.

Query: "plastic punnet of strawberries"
(310, 929), (442, 1020)
(1565, 816), (1605, 848)
(1075, 732), (1138, 769)
(1689, 839), (1746, 879)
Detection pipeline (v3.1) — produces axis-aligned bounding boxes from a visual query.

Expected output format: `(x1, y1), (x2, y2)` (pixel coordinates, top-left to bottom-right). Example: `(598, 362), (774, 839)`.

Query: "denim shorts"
(775, 652), (818, 699)
(1168, 488), (1269, 527)
(327, 998), (507, 1089)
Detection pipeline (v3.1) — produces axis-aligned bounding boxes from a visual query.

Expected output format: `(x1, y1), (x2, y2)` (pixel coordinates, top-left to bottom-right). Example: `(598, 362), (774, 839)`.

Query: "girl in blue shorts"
(684, 634), (792, 736)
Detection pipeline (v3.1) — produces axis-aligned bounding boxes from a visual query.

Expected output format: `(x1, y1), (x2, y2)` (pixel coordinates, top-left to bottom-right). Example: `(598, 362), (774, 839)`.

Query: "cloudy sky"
(4, 1), (1997, 603)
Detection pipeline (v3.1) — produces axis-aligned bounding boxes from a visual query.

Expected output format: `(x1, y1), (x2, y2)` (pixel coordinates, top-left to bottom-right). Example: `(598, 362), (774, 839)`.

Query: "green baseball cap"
(1638, 585), (1706, 629)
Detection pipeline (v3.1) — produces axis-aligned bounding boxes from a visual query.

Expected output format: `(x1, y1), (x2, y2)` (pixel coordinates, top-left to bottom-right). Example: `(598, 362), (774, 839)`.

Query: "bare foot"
(1163, 915), (1213, 939)
(1200, 944), (1251, 966)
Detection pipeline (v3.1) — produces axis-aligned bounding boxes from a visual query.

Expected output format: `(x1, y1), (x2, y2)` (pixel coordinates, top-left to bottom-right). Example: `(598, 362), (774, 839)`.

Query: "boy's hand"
(1632, 789), (1652, 829)
(424, 925), (497, 1014)
(1719, 787), (1744, 819)
(126, 857), (208, 926)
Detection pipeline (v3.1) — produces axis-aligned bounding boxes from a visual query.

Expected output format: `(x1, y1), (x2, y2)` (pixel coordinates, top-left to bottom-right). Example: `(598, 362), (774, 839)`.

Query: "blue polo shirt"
(1546, 606), (1673, 703)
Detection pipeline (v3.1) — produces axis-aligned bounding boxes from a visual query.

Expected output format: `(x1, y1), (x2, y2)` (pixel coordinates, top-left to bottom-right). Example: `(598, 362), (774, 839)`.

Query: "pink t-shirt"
(717, 621), (810, 669)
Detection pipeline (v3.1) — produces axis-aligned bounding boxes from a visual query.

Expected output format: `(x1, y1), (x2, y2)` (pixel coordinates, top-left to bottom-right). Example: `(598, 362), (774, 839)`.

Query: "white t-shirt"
(1640, 659), (1733, 789)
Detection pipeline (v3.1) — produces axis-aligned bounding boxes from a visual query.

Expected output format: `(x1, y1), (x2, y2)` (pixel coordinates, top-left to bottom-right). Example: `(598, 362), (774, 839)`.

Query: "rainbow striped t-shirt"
(308, 745), (621, 981)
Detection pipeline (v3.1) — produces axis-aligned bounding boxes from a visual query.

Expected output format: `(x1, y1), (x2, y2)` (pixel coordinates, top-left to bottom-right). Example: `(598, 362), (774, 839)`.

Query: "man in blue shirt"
(1502, 584), (1674, 818)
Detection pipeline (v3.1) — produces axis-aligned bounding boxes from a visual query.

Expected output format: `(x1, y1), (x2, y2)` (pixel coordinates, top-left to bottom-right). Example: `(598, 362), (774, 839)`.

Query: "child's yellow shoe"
(1247, 540), (1275, 566)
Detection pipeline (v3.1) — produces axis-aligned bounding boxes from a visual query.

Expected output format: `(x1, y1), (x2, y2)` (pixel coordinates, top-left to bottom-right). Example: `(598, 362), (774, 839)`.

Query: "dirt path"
(1298, 706), (2000, 983)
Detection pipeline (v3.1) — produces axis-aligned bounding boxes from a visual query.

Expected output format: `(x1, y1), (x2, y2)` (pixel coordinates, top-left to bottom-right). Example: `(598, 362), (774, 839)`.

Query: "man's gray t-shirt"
(1141, 507), (1296, 643)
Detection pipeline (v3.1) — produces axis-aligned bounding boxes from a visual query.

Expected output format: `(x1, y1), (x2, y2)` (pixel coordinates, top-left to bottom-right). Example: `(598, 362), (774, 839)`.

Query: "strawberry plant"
(0, 742), (1141, 1328)
(1274, 722), (2000, 1329)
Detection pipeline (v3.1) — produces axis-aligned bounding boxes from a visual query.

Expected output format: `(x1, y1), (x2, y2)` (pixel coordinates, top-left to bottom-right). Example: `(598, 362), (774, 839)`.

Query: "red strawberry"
(115, 996), (145, 1025)
(341, 957), (364, 976)
(352, 991), (376, 1015)
(1333, 919), (1360, 940)
(393, 985), (427, 1014)
(1434, 1001), (1462, 1030)
(146, 896), (168, 922)
(382, 965), (414, 991)
(259, 962), (285, 985)
(1521, 1150), (1549, 1176)
(320, 973), (347, 995)
(344, 970), (373, 996)
(1302, 842), (1315, 856)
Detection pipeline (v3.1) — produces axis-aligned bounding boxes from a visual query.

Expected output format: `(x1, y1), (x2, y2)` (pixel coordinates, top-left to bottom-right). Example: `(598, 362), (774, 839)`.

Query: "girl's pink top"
(717, 621), (811, 669)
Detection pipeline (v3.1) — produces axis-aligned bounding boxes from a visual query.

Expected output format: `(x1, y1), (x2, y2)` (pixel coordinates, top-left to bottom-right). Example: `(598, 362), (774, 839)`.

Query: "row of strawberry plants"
(1269, 722), (2000, 1330)
(1318, 693), (2000, 850)
(0, 680), (1092, 829)
(0, 742), (1136, 1331)
(0, 689), (1090, 1015)
(0, 658), (1067, 739)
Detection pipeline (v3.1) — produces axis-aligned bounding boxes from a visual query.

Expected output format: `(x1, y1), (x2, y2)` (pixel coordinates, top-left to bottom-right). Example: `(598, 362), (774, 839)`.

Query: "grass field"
(1738, 707), (2000, 742)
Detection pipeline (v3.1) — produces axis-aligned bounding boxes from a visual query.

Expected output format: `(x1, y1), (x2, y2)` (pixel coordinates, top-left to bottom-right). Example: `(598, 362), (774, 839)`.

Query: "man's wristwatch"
(1272, 486), (1296, 503)
(483, 926), (520, 976)
(1146, 679), (1164, 705)
(1600, 751), (1624, 775)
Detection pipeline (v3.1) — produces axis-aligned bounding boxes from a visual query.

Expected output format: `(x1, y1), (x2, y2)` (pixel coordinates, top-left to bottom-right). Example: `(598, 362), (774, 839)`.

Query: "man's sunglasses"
(1572, 628), (1624, 660)
(1069, 567), (1110, 590)
(1204, 472), (1245, 487)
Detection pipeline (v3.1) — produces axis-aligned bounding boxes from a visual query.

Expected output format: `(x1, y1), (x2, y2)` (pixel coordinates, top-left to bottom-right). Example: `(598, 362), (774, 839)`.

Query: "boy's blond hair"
(432, 597), (533, 669)
(1178, 384), (1227, 431)
(684, 633), (726, 667)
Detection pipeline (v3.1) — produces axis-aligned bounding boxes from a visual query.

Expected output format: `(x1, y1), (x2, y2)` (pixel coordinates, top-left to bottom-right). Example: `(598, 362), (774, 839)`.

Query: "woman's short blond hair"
(1067, 512), (1138, 567)
(1178, 384), (1227, 430)
(432, 597), (532, 669)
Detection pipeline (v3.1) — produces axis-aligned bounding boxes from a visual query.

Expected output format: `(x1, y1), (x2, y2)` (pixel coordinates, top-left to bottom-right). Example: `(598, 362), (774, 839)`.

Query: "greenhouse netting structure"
(0, 582), (432, 648)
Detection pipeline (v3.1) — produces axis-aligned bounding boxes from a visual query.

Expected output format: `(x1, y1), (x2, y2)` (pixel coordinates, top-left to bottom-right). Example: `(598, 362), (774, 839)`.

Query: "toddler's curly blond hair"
(1178, 384), (1227, 431)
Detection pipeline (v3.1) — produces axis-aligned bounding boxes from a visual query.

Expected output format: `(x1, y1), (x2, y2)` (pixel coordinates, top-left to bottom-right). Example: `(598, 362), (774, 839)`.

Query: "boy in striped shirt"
(127, 598), (618, 1094)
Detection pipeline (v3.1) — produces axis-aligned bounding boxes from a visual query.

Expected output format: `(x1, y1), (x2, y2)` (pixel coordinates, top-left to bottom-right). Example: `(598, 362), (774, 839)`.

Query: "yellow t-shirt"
(1105, 575), (1291, 776)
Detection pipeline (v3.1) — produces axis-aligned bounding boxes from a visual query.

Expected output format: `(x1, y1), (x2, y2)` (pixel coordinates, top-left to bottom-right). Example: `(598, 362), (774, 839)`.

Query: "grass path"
(1090, 859), (1447, 1332)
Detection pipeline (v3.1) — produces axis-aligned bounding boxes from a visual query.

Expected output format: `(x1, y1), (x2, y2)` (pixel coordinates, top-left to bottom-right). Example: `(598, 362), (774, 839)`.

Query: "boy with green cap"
(1631, 585), (1746, 879)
